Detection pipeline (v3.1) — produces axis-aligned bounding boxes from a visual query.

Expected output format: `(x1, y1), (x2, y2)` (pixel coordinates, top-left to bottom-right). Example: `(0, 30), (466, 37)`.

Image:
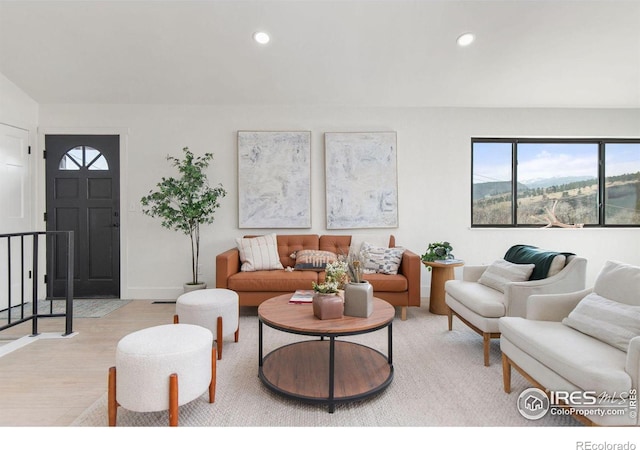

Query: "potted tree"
(141, 147), (227, 292)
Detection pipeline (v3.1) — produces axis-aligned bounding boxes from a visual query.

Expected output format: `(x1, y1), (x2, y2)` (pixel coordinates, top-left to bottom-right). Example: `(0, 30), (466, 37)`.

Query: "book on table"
(289, 290), (315, 303)
(434, 259), (464, 264)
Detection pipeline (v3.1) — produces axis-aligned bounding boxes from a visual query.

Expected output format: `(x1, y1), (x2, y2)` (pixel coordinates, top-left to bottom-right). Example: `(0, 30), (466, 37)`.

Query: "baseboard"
(126, 287), (183, 300)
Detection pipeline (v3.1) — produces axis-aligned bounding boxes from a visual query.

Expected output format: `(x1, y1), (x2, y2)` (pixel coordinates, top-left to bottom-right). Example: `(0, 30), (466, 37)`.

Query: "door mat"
(0, 299), (131, 319)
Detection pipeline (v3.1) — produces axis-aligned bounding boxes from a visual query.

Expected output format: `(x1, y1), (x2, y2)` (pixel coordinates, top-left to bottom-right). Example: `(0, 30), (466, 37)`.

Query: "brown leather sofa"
(216, 234), (421, 320)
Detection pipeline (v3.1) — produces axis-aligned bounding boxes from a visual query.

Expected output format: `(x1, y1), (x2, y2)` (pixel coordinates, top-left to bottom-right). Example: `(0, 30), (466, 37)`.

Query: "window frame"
(471, 137), (640, 228)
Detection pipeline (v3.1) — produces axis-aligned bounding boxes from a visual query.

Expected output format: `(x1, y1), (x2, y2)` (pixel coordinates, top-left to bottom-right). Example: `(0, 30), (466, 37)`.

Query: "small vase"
(312, 293), (344, 320)
(344, 281), (373, 318)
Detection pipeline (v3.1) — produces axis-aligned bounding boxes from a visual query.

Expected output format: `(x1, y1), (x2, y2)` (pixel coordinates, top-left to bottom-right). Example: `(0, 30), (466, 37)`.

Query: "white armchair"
(444, 249), (587, 366)
(499, 260), (640, 426)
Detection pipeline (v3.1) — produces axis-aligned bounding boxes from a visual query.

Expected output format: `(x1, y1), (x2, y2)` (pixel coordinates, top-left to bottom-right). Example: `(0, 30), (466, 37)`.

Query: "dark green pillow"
(504, 244), (574, 280)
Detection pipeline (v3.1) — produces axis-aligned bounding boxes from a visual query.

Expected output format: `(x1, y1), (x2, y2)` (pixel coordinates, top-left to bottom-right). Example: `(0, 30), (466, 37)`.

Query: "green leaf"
(140, 146), (227, 284)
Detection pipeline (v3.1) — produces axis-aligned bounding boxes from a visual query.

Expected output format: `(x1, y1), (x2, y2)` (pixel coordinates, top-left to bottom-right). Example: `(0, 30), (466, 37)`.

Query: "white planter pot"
(183, 282), (207, 293)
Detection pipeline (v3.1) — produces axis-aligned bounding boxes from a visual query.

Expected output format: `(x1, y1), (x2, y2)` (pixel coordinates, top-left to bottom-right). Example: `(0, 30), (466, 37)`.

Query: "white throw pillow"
(236, 234), (284, 272)
(348, 234), (390, 260)
(593, 260), (640, 306)
(360, 242), (404, 275)
(562, 292), (640, 352)
(478, 259), (535, 293)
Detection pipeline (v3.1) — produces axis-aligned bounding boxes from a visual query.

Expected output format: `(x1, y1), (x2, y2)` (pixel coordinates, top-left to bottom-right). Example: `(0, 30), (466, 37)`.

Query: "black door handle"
(113, 223), (120, 228)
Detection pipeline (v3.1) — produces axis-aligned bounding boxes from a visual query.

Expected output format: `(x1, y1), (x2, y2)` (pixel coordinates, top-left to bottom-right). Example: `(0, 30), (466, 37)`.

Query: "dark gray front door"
(45, 135), (120, 298)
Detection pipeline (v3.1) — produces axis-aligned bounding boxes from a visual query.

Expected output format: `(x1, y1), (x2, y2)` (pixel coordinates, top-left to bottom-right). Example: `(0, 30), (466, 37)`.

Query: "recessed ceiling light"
(457, 32), (475, 47)
(253, 31), (270, 45)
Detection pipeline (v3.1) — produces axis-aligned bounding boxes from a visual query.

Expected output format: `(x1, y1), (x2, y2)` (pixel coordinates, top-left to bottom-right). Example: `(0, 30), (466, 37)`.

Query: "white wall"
(36, 104), (640, 300)
(0, 72), (38, 132)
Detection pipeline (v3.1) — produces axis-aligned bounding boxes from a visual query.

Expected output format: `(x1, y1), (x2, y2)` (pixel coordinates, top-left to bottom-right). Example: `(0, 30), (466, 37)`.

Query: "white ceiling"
(1, 0), (639, 108)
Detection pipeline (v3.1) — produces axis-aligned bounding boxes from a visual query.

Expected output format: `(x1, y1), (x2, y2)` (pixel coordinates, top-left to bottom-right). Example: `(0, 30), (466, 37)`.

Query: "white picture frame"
(237, 131), (311, 228)
(325, 131), (398, 229)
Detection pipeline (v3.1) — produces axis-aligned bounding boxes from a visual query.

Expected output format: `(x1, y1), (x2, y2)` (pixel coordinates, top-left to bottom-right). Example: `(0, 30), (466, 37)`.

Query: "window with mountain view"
(472, 139), (640, 227)
(605, 142), (640, 225)
(472, 141), (513, 225)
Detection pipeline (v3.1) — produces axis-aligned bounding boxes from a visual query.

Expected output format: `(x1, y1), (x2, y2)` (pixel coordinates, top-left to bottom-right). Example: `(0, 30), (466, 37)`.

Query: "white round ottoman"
(108, 323), (216, 426)
(174, 288), (239, 360)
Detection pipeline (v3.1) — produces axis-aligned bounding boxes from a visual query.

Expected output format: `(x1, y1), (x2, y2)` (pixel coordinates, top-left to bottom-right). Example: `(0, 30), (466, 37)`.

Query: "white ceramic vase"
(344, 281), (373, 318)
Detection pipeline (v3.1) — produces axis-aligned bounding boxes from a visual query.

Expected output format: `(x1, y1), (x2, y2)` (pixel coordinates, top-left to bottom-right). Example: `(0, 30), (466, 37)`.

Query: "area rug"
(71, 306), (581, 427)
(0, 299), (131, 319)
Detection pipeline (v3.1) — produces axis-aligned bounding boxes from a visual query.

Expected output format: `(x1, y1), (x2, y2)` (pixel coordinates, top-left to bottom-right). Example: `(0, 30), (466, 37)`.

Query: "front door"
(45, 135), (120, 298)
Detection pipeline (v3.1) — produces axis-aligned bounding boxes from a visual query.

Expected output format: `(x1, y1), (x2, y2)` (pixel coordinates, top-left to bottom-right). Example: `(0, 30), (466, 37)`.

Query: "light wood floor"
(0, 300), (180, 426)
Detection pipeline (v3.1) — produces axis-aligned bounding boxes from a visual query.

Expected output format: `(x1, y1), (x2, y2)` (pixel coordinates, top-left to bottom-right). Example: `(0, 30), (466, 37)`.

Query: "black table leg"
(329, 336), (335, 413)
(258, 319), (263, 368)
(388, 322), (393, 365)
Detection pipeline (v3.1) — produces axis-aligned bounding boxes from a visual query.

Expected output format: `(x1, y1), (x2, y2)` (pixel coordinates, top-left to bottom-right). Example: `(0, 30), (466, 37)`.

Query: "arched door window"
(58, 146), (109, 171)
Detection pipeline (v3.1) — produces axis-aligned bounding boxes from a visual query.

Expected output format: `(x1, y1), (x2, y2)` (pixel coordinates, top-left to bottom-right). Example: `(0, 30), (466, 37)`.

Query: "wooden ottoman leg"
(169, 373), (179, 426)
(216, 316), (223, 360)
(235, 304), (240, 342)
(108, 366), (118, 426)
(173, 314), (179, 324)
(209, 347), (217, 403)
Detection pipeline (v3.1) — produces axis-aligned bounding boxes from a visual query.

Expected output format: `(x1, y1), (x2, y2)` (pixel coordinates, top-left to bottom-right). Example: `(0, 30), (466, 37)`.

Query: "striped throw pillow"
(562, 293), (640, 352)
(291, 250), (338, 271)
(361, 242), (404, 275)
(478, 259), (535, 293)
(236, 234), (284, 272)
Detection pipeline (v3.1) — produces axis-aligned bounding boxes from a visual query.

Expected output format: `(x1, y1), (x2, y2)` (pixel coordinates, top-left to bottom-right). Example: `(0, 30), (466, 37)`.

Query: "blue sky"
(473, 142), (640, 184)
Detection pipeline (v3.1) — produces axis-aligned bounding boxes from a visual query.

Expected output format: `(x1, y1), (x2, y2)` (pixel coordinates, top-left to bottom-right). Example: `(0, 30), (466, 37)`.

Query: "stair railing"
(0, 231), (74, 336)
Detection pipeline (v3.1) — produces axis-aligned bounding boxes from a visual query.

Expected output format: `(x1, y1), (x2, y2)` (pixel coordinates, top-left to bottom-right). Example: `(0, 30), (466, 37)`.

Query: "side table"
(422, 260), (464, 315)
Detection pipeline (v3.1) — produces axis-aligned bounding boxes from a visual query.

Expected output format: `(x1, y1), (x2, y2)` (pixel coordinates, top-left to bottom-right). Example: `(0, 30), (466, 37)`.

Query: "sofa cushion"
(236, 234), (284, 272)
(291, 249), (338, 271)
(500, 317), (631, 395)
(593, 260), (640, 306)
(276, 234), (320, 268)
(504, 244), (572, 280)
(318, 235), (352, 256)
(318, 235), (397, 259)
(228, 270), (318, 292)
(562, 292), (640, 352)
(360, 242), (404, 275)
(445, 279), (506, 317)
(478, 259), (535, 293)
(361, 272), (407, 292)
(317, 271), (407, 292)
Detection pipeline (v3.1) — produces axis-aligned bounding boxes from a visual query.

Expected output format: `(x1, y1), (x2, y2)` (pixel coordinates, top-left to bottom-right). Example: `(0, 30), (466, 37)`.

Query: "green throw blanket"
(504, 244), (574, 280)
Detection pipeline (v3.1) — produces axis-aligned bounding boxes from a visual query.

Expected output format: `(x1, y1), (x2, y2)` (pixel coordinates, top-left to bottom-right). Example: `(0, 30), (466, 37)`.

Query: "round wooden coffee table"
(258, 294), (394, 413)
